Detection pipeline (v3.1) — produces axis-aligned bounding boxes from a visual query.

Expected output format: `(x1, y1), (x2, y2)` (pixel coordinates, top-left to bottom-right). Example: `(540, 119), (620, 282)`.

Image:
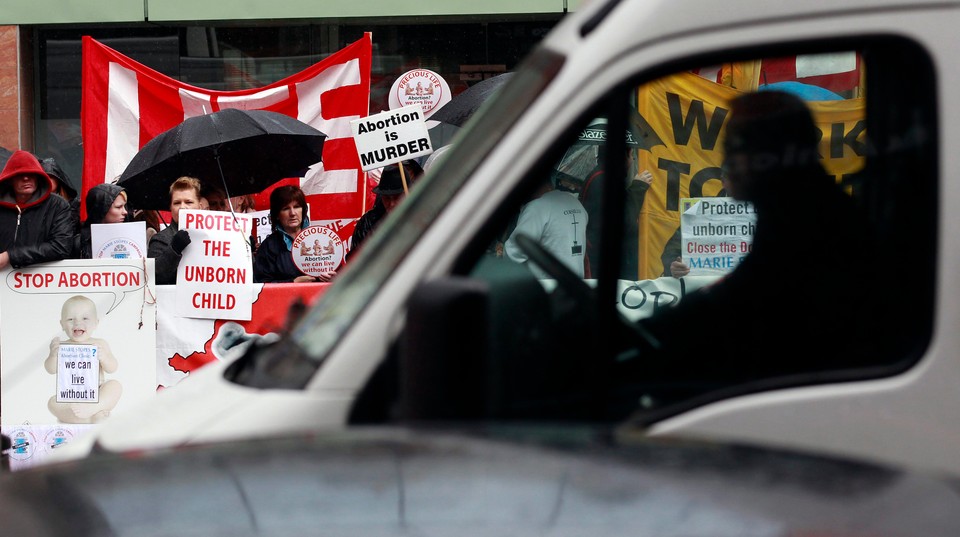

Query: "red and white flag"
(80, 34), (372, 223)
(760, 52), (861, 94)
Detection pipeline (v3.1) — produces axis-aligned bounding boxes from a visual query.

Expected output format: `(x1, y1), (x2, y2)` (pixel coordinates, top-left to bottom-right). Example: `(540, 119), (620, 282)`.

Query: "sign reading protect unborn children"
(177, 210), (255, 321)
(680, 197), (757, 276)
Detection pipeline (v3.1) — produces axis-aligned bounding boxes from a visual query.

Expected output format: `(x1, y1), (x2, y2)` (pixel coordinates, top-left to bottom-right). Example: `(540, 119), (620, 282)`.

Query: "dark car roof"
(3, 426), (960, 536)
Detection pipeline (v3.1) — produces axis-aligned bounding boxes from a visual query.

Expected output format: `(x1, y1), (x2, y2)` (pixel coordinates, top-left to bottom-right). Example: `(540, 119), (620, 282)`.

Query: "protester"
(659, 227), (689, 278)
(148, 176), (201, 285)
(629, 91), (881, 379)
(201, 185), (229, 212)
(230, 194), (257, 213)
(349, 160), (423, 259)
(39, 157), (77, 202)
(579, 145), (653, 280)
(0, 150), (75, 269)
(40, 156), (81, 234)
(74, 183), (130, 259)
(504, 173), (588, 279)
(254, 184), (331, 283)
(132, 209), (163, 242)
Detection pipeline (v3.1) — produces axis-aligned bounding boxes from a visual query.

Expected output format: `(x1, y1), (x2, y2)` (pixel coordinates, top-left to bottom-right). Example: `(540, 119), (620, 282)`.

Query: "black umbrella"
(430, 72), (514, 127)
(117, 108), (326, 210)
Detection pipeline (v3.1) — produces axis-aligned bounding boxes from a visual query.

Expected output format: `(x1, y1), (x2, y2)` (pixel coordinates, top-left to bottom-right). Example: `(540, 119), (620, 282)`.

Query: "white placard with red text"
(292, 226), (345, 275)
(176, 210), (255, 321)
(388, 68), (451, 117)
(680, 197), (757, 276)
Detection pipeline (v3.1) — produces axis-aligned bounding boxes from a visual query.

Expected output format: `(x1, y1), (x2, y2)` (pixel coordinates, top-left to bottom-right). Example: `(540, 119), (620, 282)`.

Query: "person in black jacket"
(148, 176), (201, 285)
(253, 185), (320, 283)
(348, 160), (423, 261)
(579, 147), (652, 280)
(74, 183), (130, 258)
(0, 150), (76, 269)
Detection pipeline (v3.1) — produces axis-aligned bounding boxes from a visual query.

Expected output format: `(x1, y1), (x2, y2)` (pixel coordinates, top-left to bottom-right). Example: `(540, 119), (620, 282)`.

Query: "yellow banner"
(634, 72), (865, 279)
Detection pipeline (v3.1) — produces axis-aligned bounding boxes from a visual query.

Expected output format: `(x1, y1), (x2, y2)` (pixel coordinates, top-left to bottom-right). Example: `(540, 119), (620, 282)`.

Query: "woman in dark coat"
(253, 185), (326, 283)
(74, 183), (130, 258)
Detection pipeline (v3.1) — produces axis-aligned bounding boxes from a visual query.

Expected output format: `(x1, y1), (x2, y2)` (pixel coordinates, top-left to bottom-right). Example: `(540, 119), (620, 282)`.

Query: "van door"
(407, 35), (936, 447)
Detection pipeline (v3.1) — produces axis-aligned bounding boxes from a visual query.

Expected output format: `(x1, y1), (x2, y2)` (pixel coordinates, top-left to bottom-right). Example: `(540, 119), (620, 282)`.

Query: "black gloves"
(171, 230), (192, 255)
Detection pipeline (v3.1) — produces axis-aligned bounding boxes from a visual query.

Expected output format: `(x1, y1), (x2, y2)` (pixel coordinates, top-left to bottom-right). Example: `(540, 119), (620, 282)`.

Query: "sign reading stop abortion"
(351, 105), (433, 171)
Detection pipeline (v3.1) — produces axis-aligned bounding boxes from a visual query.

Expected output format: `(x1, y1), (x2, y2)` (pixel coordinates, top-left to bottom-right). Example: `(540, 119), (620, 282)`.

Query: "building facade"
(0, 1), (578, 185)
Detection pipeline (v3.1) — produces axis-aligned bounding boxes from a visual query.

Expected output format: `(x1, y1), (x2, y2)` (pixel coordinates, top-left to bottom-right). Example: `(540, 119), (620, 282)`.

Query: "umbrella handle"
(214, 152), (244, 229)
(215, 153), (235, 201)
(399, 161), (409, 195)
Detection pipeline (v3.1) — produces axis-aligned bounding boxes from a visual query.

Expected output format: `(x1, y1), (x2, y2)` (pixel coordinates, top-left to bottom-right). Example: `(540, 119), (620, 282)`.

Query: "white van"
(50, 0), (959, 476)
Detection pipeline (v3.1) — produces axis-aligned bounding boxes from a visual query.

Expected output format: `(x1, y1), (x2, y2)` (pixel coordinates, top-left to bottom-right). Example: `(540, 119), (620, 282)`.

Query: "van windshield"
(228, 49), (565, 388)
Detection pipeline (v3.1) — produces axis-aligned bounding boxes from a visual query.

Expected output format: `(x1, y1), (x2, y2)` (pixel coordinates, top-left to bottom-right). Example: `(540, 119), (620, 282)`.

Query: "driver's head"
(722, 91), (820, 202)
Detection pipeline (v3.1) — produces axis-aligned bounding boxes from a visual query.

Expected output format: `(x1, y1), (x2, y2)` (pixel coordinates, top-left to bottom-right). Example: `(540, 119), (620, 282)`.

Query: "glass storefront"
(34, 18), (562, 188)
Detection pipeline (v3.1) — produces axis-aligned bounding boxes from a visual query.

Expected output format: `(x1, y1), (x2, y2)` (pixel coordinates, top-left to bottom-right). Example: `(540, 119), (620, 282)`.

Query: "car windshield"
(227, 49), (565, 388)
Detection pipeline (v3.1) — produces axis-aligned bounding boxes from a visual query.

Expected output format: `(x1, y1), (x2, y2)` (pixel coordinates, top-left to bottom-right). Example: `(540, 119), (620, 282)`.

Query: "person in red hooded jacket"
(0, 150), (76, 269)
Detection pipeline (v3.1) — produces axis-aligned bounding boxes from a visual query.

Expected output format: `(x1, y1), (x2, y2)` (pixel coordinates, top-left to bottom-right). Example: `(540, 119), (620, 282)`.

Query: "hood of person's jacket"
(0, 150), (55, 210)
(85, 183), (127, 225)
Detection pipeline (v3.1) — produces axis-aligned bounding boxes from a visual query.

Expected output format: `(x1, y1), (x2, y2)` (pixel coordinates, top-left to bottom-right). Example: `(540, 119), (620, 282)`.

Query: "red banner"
(80, 34), (372, 222)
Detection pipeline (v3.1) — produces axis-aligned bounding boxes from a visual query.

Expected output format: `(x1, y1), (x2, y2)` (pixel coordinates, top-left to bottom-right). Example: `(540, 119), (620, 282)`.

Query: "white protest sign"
(388, 68), (451, 118)
(292, 225), (345, 275)
(250, 209), (272, 250)
(176, 210), (255, 321)
(56, 344), (99, 403)
(680, 197), (757, 276)
(0, 259), (156, 469)
(351, 105), (434, 171)
(91, 221), (147, 259)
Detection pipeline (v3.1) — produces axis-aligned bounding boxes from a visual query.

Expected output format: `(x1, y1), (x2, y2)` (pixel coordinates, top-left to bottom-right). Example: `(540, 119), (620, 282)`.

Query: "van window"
(465, 40), (936, 423)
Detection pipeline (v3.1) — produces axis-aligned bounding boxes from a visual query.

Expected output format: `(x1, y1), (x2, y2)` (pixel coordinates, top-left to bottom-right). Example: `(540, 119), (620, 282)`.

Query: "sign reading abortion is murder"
(177, 210), (255, 321)
(680, 197), (757, 276)
(351, 105), (433, 171)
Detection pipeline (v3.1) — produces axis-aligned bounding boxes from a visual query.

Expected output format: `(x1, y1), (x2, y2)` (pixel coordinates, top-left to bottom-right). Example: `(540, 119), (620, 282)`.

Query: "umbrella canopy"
(430, 72), (514, 127)
(575, 115), (664, 151)
(554, 114), (665, 183)
(118, 108), (326, 210)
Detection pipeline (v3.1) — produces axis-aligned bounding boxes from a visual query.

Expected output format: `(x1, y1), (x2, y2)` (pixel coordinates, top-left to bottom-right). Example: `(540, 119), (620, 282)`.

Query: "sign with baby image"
(55, 344), (100, 403)
(291, 225), (345, 275)
(0, 259), (156, 470)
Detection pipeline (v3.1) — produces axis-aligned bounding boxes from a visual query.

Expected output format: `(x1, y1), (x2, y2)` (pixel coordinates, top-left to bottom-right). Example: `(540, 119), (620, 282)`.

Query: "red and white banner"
(80, 34), (372, 223)
(759, 52), (860, 94)
(691, 52), (861, 96)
